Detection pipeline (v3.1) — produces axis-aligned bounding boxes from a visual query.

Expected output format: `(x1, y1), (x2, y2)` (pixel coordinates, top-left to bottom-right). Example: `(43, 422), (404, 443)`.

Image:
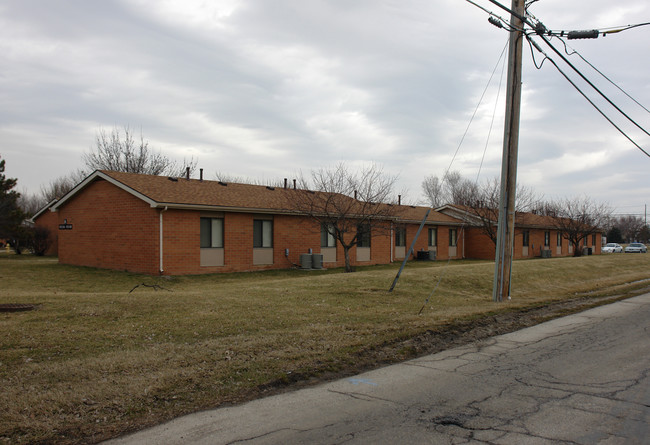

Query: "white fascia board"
(28, 199), (59, 223)
(437, 206), (483, 226)
(50, 171), (158, 211)
(149, 202), (301, 215)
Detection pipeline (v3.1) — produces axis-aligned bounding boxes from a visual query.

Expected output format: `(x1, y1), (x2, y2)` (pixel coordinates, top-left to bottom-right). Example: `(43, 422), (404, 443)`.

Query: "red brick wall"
(57, 179), (160, 274)
(56, 179), (601, 275)
(57, 179), (396, 275)
(462, 227), (598, 260)
(160, 212), (394, 275)
(463, 228), (495, 260)
(400, 224), (465, 261)
(33, 209), (59, 256)
(177, 214), (393, 275)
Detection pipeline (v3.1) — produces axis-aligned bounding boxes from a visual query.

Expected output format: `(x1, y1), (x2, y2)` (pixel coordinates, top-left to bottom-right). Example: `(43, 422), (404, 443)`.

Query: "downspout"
(462, 226), (465, 259)
(390, 223), (394, 263)
(159, 206), (168, 274)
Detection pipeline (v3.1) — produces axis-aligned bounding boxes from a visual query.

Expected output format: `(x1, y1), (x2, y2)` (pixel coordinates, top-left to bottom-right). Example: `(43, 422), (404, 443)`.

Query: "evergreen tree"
(0, 156), (26, 242)
(606, 226), (624, 244)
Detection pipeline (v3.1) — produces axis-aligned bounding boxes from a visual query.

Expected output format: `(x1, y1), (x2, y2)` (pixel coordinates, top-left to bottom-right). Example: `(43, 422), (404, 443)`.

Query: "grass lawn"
(1, 253), (649, 444)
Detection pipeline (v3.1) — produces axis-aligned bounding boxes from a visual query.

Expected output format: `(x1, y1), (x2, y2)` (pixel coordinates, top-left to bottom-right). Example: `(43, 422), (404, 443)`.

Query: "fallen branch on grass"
(129, 283), (173, 293)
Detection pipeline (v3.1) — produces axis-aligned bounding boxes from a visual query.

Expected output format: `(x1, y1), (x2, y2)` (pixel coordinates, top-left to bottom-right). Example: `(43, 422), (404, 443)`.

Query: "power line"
(534, 31), (650, 140)
(541, 22), (650, 39)
(557, 41), (650, 115)
(527, 36), (650, 158)
(463, 0), (521, 32)
(464, 0), (650, 158)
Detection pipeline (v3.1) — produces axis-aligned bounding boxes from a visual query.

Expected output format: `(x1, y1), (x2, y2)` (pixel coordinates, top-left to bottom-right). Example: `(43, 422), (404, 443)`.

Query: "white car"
(602, 243), (623, 253)
(624, 243), (648, 253)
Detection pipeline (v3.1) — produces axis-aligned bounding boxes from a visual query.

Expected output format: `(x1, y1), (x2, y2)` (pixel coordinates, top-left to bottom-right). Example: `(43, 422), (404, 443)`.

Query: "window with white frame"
(544, 231), (550, 247)
(395, 227), (406, 247)
(357, 224), (371, 248)
(449, 228), (457, 247)
(253, 219), (273, 248)
(428, 228), (437, 247)
(200, 217), (224, 248)
(321, 223), (336, 247)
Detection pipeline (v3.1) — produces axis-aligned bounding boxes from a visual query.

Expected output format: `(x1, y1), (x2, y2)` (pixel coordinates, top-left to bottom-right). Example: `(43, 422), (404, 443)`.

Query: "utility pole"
(493, 0), (525, 302)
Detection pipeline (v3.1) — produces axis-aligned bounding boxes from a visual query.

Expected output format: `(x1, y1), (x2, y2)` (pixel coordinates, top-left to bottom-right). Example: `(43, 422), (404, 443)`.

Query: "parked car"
(602, 243), (623, 253)
(624, 243), (648, 253)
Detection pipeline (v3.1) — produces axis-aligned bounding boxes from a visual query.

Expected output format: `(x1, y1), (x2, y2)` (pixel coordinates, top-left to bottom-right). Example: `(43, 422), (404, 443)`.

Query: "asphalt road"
(106, 293), (650, 444)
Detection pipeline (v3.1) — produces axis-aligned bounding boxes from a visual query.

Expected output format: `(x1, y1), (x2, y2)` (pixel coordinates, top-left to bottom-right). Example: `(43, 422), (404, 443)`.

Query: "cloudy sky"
(1, 0), (648, 217)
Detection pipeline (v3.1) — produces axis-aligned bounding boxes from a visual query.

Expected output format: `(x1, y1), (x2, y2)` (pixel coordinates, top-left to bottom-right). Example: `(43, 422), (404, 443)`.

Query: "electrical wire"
(602, 22), (650, 35)
(476, 41), (508, 183)
(418, 41), (509, 314)
(446, 41), (509, 171)
(485, 0), (532, 27)
(463, 0), (522, 32)
(542, 22), (650, 38)
(527, 36), (650, 158)
(527, 36), (547, 69)
(536, 33), (650, 139)
(558, 41), (650, 115)
(466, 0), (650, 156)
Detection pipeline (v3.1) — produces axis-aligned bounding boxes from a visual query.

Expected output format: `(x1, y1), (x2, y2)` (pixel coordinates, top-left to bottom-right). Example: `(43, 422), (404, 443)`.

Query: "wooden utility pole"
(493, 0), (525, 302)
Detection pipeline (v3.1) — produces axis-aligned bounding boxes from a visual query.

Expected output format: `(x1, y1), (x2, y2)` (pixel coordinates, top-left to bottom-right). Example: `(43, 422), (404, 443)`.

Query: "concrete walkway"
(106, 293), (650, 444)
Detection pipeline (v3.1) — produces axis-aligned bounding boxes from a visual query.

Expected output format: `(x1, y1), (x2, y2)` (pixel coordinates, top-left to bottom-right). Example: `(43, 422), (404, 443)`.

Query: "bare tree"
(17, 190), (46, 218)
(288, 163), (400, 272)
(214, 171), (284, 187)
(432, 175), (540, 245)
(421, 175), (445, 207)
(545, 196), (611, 256)
(466, 178), (540, 243)
(39, 169), (88, 203)
(83, 126), (196, 177)
(421, 171), (483, 208)
(613, 215), (645, 243)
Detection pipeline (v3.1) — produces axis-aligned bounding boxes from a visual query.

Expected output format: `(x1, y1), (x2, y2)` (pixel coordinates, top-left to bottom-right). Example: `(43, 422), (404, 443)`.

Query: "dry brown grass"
(1, 253), (649, 444)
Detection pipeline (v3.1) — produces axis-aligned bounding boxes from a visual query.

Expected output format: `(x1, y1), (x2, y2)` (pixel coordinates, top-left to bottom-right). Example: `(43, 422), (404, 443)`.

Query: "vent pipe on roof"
(200, 168), (203, 181)
(284, 178), (288, 189)
(354, 190), (358, 200)
(293, 179), (296, 190)
(186, 167), (190, 180)
(398, 195), (401, 205)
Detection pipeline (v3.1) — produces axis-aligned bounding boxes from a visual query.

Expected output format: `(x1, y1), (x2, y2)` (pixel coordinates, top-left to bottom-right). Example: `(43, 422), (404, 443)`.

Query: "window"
(592, 234), (596, 245)
(449, 229), (457, 247)
(321, 223), (336, 247)
(522, 230), (530, 247)
(357, 224), (371, 248)
(200, 218), (223, 248)
(253, 219), (273, 248)
(428, 228), (437, 247)
(557, 232), (562, 247)
(544, 231), (550, 247)
(395, 227), (406, 247)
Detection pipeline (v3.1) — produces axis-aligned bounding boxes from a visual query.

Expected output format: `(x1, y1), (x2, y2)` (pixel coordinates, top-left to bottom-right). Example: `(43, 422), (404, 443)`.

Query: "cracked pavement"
(105, 293), (650, 444)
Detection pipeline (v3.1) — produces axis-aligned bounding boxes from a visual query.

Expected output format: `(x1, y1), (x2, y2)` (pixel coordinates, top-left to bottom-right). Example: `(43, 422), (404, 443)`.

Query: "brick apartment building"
(31, 171), (600, 275)
(437, 204), (602, 259)
(35, 170), (464, 275)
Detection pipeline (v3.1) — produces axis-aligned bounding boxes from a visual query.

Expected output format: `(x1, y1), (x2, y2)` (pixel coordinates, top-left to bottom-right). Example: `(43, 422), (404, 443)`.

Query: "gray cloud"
(1, 0), (648, 217)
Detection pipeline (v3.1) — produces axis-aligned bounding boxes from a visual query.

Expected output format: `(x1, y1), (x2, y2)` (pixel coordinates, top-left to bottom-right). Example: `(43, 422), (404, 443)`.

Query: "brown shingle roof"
(442, 204), (569, 229)
(54, 170), (465, 226)
(395, 205), (463, 225)
(100, 170), (308, 212)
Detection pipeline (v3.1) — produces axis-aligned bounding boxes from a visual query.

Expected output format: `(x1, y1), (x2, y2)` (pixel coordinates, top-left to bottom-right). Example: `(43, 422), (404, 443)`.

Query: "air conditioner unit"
(300, 253), (312, 269)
